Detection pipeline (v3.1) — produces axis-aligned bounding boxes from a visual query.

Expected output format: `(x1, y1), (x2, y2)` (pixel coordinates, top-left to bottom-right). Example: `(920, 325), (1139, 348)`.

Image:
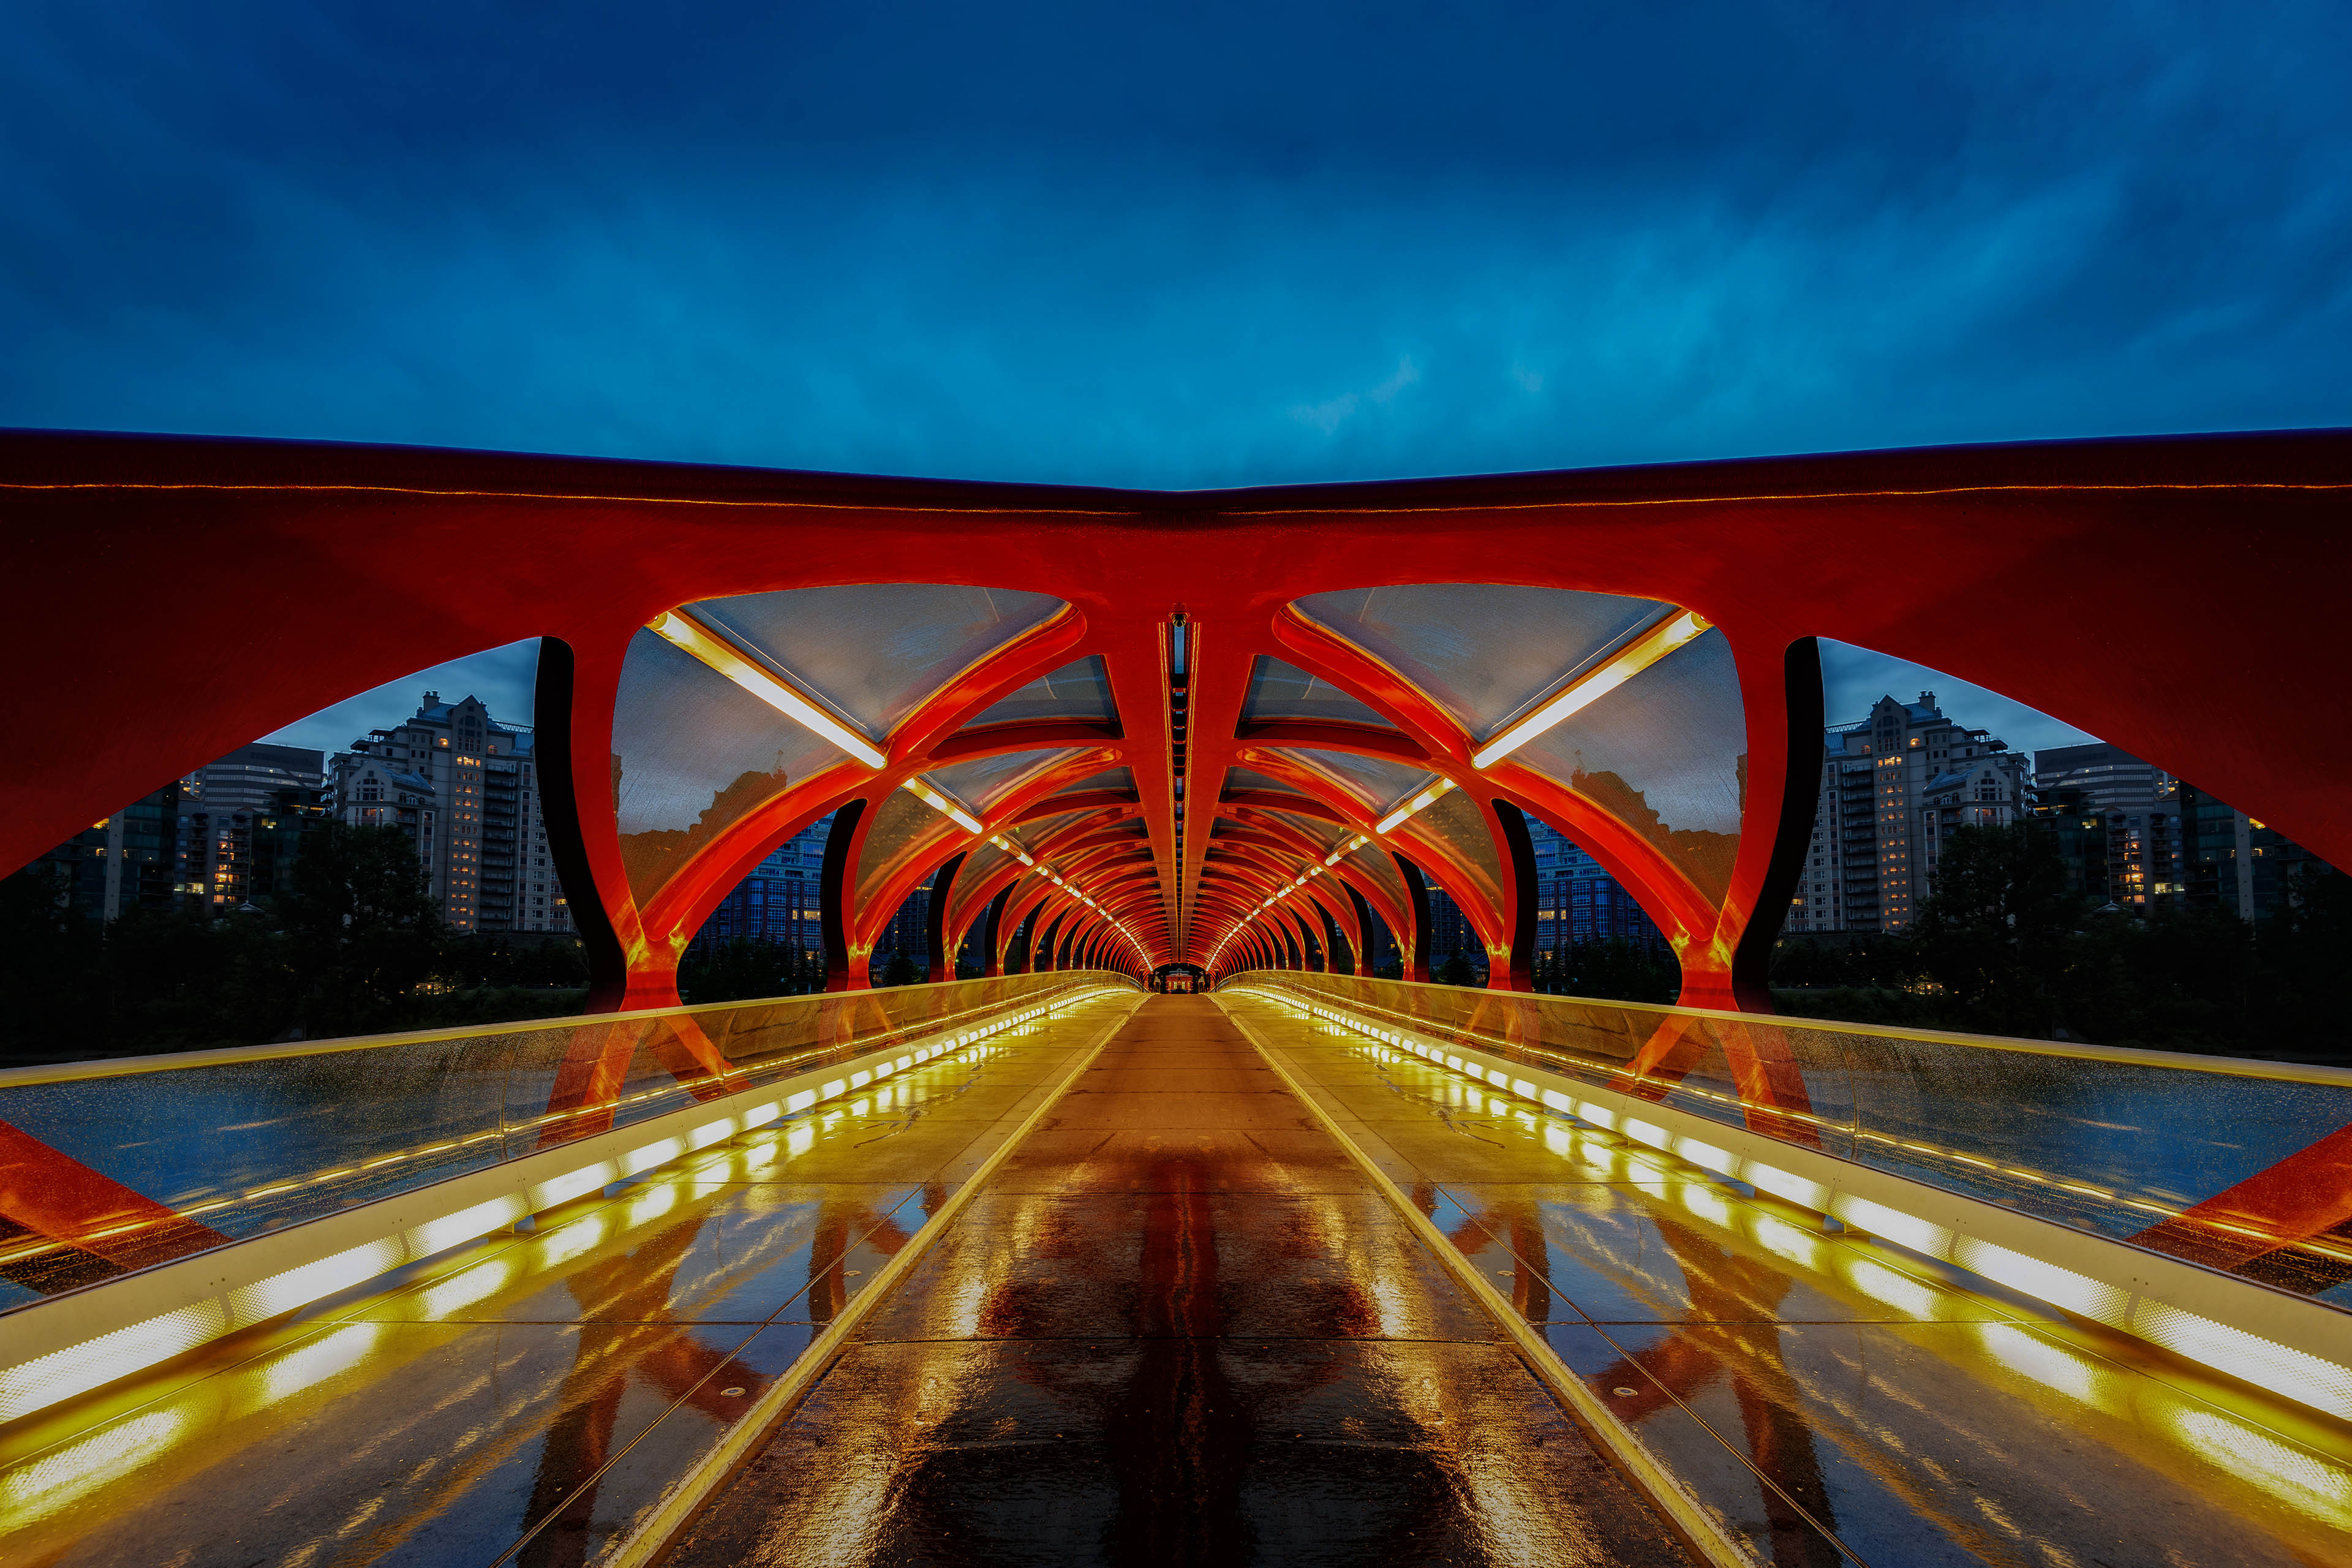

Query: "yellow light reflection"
(262, 1322), (385, 1403)
(0, 1409), (184, 1519)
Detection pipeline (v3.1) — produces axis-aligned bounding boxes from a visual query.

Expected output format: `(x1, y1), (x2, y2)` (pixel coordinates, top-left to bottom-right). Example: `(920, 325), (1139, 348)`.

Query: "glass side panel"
(853, 786), (950, 907)
(1008, 810), (1084, 853)
(1241, 655), (1400, 730)
(1511, 627), (1745, 906)
(0, 974), (1126, 1313)
(1294, 585), (1667, 744)
(1407, 785), (1504, 891)
(965, 655), (1117, 726)
(1265, 810), (1351, 855)
(1242, 971), (2352, 1316)
(948, 839), (1012, 908)
(612, 628), (847, 902)
(921, 747), (1074, 815)
(1223, 766), (1309, 798)
(691, 584), (1066, 744)
(1278, 747), (1440, 815)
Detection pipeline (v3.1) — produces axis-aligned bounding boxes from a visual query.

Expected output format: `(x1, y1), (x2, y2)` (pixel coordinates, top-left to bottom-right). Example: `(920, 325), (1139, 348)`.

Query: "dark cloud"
(2, 1), (2346, 489)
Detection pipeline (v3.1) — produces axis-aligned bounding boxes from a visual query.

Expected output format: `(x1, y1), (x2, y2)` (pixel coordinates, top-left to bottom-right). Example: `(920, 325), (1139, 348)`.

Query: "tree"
(1913, 823), (2084, 1038)
(274, 820), (447, 1038)
(0, 865), (103, 1055)
(1436, 948), (1480, 987)
(680, 937), (801, 1005)
(879, 949), (924, 987)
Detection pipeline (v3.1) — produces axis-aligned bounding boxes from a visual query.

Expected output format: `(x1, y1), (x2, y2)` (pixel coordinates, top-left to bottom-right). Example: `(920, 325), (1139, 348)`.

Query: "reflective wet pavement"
(0, 994), (1139, 1567)
(1224, 989), (2352, 1568)
(10, 988), (2352, 1567)
(663, 993), (1692, 1567)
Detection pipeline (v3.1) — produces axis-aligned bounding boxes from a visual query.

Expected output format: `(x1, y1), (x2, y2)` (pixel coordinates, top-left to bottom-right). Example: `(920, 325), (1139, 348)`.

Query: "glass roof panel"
(1294, 584), (1666, 744)
(1406, 786), (1504, 892)
(951, 839), (1012, 902)
(1240, 656), (1399, 730)
(1008, 810), (1084, 853)
(1222, 766), (1307, 798)
(1344, 841), (1410, 913)
(921, 747), (1074, 814)
(1056, 766), (1136, 797)
(966, 655), (1117, 727)
(1280, 748), (1439, 815)
(611, 628), (846, 902)
(854, 786), (948, 907)
(1265, 810), (1349, 854)
(1510, 627), (1746, 906)
(691, 584), (1066, 743)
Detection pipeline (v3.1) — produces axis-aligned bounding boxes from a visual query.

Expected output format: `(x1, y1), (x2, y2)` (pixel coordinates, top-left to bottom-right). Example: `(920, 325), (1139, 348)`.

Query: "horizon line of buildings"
(1782, 690), (2331, 938)
(31, 692), (574, 939)
(29, 686), (2333, 962)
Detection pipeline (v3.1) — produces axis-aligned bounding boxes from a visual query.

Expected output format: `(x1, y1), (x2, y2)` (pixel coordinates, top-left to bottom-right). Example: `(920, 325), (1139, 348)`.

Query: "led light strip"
(647, 609), (887, 769)
(0, 991), (1128, 1427)
(1375, 777), (1455, 835)
(1471, 608), (1711, 771)
(1237, 981), (2352, 1426)
(901, 778), (982, 835)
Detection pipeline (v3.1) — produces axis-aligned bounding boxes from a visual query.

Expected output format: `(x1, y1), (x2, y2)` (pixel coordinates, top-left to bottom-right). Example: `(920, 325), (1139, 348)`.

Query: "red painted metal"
(8, 429), (2352, 1290)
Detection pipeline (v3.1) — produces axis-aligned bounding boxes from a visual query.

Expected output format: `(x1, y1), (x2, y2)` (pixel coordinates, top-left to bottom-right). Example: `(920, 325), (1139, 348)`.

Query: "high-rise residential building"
(328, 692), (570, 935)
(176, 744), (328, 911)
(690, 812), (835, 954)
(1785, 692), (2030, 936)
(1423, 884), (1478, 972)
(874, 864), (933, 977)
(1527, 818), (1666, 951)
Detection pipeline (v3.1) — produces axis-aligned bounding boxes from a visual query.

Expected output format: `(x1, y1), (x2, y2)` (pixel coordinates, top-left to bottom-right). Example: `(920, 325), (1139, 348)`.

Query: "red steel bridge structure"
(4, 428), (2352, 1562)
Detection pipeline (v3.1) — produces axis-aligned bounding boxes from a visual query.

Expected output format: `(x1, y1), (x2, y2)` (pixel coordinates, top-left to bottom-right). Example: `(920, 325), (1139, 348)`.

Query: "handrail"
(1226, 971), (2352, 1085)
(0, 971), (1139, 1087)
(0, 971), (1139, 1319)
(1242, 971), (2352, 1297)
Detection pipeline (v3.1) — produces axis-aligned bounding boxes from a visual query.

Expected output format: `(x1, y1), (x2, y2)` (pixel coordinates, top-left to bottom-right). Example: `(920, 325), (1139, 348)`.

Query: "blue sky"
(9, 3), (2342, 755)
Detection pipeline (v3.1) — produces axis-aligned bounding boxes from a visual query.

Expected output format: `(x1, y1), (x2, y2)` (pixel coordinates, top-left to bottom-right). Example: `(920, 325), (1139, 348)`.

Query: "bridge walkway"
(661, 992), (1690, 1566)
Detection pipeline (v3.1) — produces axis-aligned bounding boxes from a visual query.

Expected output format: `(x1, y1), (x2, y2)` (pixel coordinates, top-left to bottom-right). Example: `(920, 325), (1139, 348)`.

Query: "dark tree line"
(1772, 822), (2348, 1059)
(1, 820), (589, 1063)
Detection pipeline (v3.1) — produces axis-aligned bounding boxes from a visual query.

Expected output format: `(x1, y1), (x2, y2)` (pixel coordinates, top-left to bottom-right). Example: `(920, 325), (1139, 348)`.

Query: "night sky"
(9, 5), (2346, 753)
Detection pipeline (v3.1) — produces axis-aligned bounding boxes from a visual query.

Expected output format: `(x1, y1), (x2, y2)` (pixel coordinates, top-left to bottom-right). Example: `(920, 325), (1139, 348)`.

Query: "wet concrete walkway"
(663, 994), (1692, 1566)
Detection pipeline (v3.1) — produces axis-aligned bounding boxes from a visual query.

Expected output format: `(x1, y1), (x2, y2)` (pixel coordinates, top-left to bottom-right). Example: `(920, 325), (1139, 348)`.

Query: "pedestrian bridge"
(2, 429), (2350, 1564)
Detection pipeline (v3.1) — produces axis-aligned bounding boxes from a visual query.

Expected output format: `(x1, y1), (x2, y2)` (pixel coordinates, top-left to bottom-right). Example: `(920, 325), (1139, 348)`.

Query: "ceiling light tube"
(648, 609), (887, 769)
(1376, 777), (1457, 835)
(902, 778), (982, 835)
(1472, 608), (1712, 771)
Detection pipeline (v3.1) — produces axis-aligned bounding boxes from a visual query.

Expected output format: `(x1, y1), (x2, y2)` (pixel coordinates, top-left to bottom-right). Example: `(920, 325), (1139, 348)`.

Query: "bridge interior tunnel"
(4, 429), (2352, 1566)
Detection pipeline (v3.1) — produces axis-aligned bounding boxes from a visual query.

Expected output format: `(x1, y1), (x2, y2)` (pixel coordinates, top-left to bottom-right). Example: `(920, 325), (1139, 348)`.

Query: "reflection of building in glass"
(178, 744), (328, 913)
(1788, 692), (2029, 935)
(31, 782), (187, 922)
(2029, 743), (2185, 912)
(29, 742), (336, 920)
(689, 812), (834, 954)
(2176, 782), (2334, 922)
(329, 693), (570, 935)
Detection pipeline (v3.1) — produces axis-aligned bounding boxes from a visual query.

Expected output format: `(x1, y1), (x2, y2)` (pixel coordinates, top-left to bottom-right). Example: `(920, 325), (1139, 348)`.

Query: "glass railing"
(1239, 973), (2352, 1308)
(0, 971), (1136, 1311)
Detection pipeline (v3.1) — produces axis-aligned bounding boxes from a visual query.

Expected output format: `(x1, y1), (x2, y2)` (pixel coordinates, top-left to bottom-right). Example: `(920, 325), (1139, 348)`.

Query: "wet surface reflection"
(1235, 992), (2352, 1568)
(0, 1003), (1130, 1567)
(666, 996), (1689, 1567)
